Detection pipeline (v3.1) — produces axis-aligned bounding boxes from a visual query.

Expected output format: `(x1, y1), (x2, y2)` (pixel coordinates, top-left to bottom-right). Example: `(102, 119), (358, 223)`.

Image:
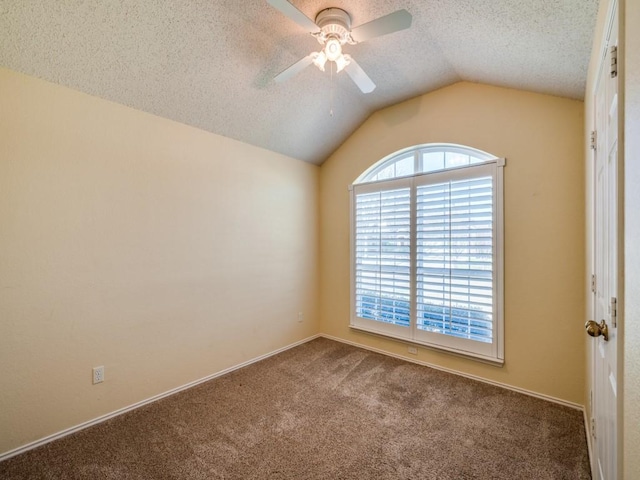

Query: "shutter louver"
(416, 177), (494, 343)
(354, 188), (411, 327)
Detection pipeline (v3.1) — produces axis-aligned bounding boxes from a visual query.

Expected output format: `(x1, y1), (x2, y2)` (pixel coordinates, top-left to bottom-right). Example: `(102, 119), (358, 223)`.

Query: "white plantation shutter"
(416, 175), (494, 344)
(354, 186), (411, 328)
(351, 145), (504, 363)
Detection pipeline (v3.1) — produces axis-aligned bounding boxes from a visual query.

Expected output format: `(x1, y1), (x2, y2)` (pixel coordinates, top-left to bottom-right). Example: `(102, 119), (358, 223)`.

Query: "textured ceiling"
(0, 0), (599, 164)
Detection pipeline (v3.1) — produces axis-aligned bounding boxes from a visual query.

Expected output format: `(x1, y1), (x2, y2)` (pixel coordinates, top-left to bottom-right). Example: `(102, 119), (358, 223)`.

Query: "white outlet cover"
(92, 366), (104, 384)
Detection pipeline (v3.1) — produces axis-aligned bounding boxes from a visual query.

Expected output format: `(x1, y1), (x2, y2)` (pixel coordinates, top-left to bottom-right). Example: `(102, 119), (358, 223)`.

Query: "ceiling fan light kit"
(312, 9), (353, 73)
(268, 0), (412, 94)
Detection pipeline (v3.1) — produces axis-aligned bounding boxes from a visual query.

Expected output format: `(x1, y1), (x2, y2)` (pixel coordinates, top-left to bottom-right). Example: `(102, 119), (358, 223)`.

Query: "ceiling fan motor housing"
(314, 8), (353, 44)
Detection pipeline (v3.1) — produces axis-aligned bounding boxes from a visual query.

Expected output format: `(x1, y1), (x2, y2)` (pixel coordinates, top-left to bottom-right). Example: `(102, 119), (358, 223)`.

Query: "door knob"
(585, 320), (609, 341)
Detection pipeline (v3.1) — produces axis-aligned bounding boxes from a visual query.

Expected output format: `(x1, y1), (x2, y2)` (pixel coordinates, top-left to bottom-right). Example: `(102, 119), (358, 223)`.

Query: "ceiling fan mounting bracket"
(313, 8), (354, 45)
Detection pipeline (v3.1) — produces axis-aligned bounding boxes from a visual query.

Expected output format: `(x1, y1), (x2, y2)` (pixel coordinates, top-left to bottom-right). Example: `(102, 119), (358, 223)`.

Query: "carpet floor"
(0, 337), (591, 479)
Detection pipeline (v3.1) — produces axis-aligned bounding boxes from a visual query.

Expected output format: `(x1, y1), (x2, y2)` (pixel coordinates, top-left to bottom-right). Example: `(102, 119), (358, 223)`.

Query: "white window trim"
(349, 150), (505, 365)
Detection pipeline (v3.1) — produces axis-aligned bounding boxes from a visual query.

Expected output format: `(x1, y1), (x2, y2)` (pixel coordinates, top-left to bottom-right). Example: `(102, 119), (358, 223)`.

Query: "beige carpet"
(0, 338), (591, 479)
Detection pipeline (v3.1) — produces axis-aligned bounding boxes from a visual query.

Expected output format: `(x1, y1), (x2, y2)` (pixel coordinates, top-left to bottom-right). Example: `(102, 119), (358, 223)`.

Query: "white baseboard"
(320, 333), (585, 411)
(0, 334), (321, 462)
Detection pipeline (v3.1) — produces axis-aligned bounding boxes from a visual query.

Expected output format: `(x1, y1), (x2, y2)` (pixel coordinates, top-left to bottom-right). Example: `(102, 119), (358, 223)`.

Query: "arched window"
(356, 144), (495, 183)
(350, 144), (505, 363)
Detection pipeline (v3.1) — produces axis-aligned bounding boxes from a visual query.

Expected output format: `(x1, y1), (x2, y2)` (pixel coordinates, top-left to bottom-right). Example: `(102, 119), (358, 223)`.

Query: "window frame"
(349, 145), (505, 365)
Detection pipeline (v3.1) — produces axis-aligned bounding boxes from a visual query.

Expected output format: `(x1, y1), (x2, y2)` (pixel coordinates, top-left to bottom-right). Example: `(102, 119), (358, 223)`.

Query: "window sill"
(349, 324), (505, 367)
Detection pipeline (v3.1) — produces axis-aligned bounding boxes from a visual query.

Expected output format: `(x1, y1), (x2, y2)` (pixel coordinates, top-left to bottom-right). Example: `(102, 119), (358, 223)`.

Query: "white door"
(589, 2), (618, 479)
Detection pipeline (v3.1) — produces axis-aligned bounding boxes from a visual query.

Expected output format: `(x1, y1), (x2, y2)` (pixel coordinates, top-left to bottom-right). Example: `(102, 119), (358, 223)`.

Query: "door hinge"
(590, 131), (597, 150)
(591, 417), (596, 438)
(611, 297), (617, 327)
(591, 274), (596, 293)
(610, 46), (618, 78)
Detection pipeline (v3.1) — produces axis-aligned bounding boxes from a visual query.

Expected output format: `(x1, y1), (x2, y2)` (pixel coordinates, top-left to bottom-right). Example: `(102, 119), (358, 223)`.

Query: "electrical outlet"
(407, 346), (418, 355)
(93, 366), (104, 384)
(298, 312), (304, 323)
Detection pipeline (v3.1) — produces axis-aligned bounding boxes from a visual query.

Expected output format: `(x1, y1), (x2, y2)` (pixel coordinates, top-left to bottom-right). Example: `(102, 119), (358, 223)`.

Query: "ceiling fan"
(268, 0), (412, 94)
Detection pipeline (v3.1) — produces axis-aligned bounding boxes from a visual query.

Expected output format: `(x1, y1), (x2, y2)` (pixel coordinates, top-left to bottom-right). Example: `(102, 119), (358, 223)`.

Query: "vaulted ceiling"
(0, 0), (599, 164)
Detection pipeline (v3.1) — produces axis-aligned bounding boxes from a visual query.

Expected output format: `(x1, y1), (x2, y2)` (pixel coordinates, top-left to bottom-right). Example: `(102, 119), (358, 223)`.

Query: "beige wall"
(0, 68), (319, 456)
(320, 82), (586, 404)
(623, 0), (640, 476)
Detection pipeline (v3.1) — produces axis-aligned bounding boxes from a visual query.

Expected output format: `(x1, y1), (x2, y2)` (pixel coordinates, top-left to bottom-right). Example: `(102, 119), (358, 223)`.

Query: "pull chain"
(329, 61), (334, 117)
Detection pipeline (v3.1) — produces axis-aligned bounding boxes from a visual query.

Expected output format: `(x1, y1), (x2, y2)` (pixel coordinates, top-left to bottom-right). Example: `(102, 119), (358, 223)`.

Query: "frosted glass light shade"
(325, 38), (342, 62)
(335, 54), (350, 73)
(312, 51), (327, 71)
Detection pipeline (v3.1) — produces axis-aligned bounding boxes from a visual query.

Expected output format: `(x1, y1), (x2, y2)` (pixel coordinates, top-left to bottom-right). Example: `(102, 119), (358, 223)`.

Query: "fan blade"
(267, 0), (320, 33)
(350, 9), (412, 43)
(344, 57), (376, 93)
(274, 55), (314, 83)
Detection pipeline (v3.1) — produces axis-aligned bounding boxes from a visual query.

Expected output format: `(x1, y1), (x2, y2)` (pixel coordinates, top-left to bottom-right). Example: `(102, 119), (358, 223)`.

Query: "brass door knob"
(585, 320), (609, 341)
